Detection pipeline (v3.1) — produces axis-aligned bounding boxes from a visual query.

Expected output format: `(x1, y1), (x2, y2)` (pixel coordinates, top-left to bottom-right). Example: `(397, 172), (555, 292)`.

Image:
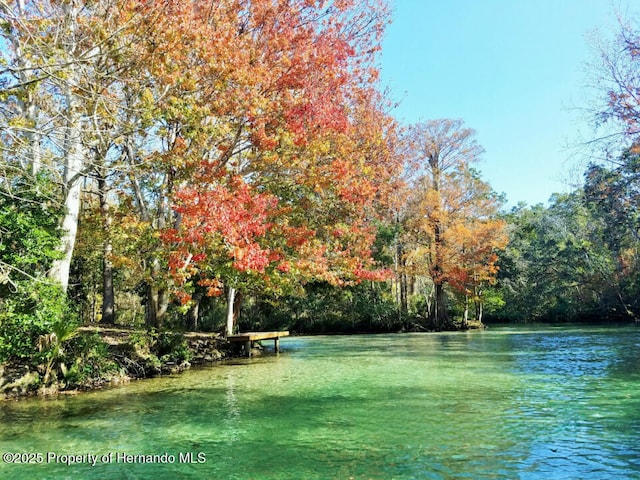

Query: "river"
(1, 325), (639, 479)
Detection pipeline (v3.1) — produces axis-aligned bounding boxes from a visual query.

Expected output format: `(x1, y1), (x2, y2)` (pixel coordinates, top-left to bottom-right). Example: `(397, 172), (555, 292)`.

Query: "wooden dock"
(227, 331), (289, 357)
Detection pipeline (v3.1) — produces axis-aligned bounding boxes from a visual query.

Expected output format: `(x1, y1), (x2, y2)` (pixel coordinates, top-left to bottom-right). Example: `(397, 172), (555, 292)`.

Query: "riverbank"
(0, 327), (234, 400)
(1, 321), (487, 400)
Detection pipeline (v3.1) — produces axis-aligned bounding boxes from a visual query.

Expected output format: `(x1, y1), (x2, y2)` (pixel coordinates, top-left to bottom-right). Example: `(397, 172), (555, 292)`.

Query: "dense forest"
(1, 1), (639, 391)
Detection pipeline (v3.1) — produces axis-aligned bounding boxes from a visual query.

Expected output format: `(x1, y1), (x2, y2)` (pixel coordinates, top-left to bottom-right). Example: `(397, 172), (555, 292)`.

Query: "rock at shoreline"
(0, 364), (40, 398)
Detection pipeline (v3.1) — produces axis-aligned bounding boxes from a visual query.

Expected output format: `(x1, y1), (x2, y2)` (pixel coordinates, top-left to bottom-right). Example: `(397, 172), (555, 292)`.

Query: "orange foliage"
(143, 0), (398, 298)
(403, 119), (507, 300)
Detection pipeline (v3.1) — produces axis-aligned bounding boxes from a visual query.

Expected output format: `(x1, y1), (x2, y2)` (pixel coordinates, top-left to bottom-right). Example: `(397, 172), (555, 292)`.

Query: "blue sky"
(379, 0), (632, 208)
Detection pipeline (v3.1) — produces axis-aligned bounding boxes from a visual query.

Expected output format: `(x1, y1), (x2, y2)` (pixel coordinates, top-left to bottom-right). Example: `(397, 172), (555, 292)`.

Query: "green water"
(1, 326), (639, 479)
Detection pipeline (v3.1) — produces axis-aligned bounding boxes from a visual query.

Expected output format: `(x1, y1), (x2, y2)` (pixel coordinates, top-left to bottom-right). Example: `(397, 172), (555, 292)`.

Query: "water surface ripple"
(1, 325), (639, 479)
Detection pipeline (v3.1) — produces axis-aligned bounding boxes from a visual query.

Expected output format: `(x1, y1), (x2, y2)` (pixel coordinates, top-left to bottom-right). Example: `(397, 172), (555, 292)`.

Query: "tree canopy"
(3, 0), (639, 384)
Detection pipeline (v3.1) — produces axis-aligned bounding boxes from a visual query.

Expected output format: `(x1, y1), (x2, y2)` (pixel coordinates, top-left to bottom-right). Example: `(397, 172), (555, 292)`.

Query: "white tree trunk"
(226, 286), (236, 336)
(6, 1), (42, 175)
(476, 300), (483, 325)
(48, 130), (83, 292)
(48, 55), (84, 292)
(463, 295), (469, 327)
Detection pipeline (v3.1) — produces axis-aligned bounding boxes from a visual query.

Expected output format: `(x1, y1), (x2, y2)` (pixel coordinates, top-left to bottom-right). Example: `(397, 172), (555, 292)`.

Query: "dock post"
(245, 340), (252, 357)
(274, 337), (280, 353)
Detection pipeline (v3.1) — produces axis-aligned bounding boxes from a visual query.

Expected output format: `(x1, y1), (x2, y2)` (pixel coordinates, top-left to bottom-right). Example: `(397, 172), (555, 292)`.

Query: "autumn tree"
(402, 119), (505, 330)
(442, 169), (507, 326)
(157, 0), (395, 334)
(587, 13), (640, 156)
(2, 0), (398, 336)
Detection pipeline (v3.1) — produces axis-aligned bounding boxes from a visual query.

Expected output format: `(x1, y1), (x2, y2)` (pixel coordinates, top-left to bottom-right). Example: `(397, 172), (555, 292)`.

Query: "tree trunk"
(431, 215), (450, 329)
(462, 294), (469, 329)
(424, 287), (433, 320)
(145, 167), (171, 329)
(48, 124), (83, 292)
(225, 286), (236, 336)
(233, 290), (243, 325)
(475, 299), (483, 325)
(187, 291), (203, 331)
(145, 259), (168, 329)
(146, 287), (168, 329)
(430, 157), (450, 330)
(400, 272), (408, 315)
(433, 281), (449, 330)
(157, 287), (168, 323)
(48, 6), (85, 293)
(98, 174), (115, 324)
(145, 283), (158, 329)
(397, 242), (408, 314)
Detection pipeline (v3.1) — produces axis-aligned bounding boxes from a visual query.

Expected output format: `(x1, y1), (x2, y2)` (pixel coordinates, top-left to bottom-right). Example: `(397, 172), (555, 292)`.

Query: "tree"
(583, 151), (640, 318)
(1, 0), (104, 291)
(493, 190), (631, 323)
(158, 1), (395, 335)
(589, 15), (640, 151)
(2, 0), (397, 336)
(402, 119), (505, 329)
(0, 0), (162, 300)
(443, 169), (507, 326)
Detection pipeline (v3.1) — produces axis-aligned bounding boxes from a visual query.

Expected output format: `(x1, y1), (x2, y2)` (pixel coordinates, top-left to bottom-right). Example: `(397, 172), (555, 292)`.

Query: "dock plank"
(227, 331), (289, 342)
(227, 331), (289, 357)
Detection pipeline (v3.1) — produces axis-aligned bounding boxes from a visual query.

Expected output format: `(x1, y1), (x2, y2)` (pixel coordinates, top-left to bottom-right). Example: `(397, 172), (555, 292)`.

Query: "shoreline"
(1, 324), (475, 401)
(9, 319), (627, 401)
(0, 322), (491, 400)
(0, 327), (234, 401)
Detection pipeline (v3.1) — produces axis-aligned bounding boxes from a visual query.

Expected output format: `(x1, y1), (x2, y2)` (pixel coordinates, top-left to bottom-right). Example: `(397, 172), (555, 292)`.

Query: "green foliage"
(582, 153), (640, 317)
(0, 174), (63, 286)
(61, 333), (121, 387)
(129, 330), (156, 356)
(242, 282), (402, 334)
(37, 317), (80, 383)
(490, 151), (640, 323)
(0, 283), (74, 364)
(491, 196), (601, 322)
(371, 220), (397, 267)
(0, 173), (119, 381)
(156, 331), (191, 363)
(0, 173), (74, 363)
(180, 295), (228, 333)
(129, 329), (191, 364)
(481, 287), (506, 316)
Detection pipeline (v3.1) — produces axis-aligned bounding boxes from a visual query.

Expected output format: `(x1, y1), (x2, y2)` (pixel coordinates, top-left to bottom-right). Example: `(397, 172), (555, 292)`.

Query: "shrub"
(156, 331), (191, 363)
(61, 333), (121, 387)
(0, 283), (74, 365)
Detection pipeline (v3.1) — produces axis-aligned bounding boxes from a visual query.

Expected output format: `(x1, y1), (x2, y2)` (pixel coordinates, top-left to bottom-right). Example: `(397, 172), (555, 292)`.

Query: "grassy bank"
(1, 327), (231, 400)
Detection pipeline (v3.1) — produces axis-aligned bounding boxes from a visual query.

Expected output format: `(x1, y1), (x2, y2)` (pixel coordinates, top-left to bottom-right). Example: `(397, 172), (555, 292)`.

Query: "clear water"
(1, 326), (639, 479)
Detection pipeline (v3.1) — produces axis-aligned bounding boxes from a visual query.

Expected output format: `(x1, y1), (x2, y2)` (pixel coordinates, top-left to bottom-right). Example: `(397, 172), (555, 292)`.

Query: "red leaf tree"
(149, 0), (397, 334)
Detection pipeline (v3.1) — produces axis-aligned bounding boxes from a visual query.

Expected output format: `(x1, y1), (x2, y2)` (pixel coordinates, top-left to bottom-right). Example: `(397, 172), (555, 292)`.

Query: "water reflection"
(222, 373), (243, 444)
(0, 326), (639, 479)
